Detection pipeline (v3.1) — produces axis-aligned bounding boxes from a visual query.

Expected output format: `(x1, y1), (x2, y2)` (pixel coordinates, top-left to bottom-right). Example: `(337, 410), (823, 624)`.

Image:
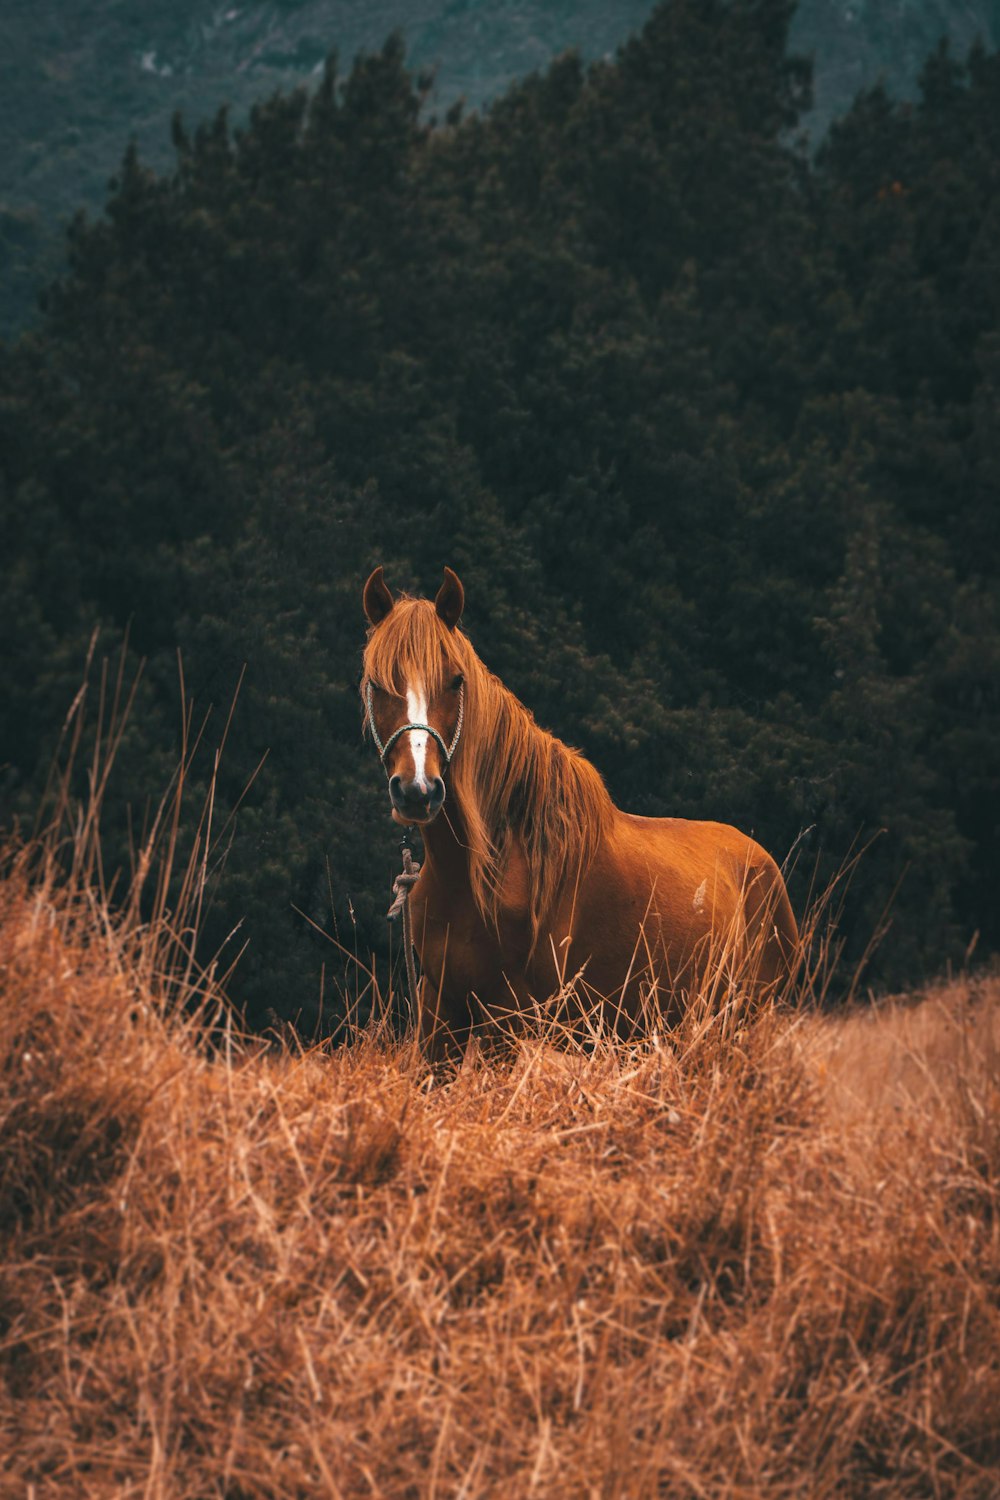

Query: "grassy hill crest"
(1, 767), (998, 1493)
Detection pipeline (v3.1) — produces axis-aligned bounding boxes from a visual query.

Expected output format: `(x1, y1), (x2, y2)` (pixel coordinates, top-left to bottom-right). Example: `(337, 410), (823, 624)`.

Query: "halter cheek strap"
(366, 680), (465, 774)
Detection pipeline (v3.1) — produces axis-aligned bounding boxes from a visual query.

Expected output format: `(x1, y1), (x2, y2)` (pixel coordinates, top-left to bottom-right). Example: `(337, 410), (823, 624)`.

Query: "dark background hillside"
(2, 0), (999, 339)
(1, 0), (998, 1029)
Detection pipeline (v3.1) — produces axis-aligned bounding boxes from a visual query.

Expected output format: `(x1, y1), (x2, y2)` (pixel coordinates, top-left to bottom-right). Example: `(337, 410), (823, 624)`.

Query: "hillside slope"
(1, 822), (997, 1495)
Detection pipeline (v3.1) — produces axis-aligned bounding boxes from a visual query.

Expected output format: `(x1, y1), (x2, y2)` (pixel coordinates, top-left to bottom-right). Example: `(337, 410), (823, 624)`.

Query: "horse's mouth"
(391, 804), (443, 828)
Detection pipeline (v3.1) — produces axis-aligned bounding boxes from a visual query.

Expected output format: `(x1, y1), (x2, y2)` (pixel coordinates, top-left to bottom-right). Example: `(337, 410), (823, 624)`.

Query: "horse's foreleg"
(416, 974), (473, 1063)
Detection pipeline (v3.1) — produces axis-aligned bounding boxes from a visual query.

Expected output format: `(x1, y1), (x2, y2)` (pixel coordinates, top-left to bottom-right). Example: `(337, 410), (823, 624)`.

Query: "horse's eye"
(451, 674), (464, 692)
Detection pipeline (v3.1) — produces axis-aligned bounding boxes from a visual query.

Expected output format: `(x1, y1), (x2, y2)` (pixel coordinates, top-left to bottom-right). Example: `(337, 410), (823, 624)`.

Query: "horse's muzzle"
(389, 774), (446, 824)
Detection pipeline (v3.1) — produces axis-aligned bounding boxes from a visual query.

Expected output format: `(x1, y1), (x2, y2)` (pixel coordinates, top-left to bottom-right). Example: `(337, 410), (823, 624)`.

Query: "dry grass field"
(1, 805), (998, 1497)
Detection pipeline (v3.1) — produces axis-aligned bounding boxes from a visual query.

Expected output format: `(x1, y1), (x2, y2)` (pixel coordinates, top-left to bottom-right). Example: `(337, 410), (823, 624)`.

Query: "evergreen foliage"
(1, 1), (997, 1027)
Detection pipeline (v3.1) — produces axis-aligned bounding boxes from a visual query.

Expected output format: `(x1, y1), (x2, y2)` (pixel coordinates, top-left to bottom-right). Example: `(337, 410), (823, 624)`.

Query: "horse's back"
(609, 810), (779, 906)
(564, 810), (798, 1009)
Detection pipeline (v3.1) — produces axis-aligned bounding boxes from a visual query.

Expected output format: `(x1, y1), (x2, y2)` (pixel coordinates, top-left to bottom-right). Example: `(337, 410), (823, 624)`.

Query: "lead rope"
(387, 834), (421, 1018)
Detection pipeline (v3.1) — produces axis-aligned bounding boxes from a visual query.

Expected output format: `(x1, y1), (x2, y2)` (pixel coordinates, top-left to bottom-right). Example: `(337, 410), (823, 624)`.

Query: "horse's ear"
(363, 566), (394, 627)
(435, 567), (464, 630)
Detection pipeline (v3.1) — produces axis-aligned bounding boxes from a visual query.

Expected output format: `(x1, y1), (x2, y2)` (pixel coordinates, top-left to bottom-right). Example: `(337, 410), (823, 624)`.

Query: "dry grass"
(1, 670), (998, 1496)
(1, 828), (998, 1499)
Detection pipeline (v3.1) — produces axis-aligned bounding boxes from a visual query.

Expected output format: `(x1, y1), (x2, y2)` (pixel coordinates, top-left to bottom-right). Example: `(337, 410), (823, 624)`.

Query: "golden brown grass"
(2, 666), (999, 1496)
(2, 813), (998, 1500)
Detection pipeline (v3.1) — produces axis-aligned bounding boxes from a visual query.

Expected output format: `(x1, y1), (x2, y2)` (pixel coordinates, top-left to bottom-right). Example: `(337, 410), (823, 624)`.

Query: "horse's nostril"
(389, 776), (416, 811)
(427, 778), (446, 811)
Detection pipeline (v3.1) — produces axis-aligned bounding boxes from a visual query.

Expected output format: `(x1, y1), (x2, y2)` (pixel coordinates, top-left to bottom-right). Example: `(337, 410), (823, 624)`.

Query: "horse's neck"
(421, 788), (531, 924)
(419, 795), (474, 888)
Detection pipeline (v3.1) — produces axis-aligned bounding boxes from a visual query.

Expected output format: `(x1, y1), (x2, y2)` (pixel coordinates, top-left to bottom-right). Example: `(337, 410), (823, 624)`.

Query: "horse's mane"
(362, 598), (613, 944)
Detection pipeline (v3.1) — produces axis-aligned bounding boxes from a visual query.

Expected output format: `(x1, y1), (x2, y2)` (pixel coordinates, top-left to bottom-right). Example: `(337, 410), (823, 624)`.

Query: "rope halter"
(365, 679), (465, 775)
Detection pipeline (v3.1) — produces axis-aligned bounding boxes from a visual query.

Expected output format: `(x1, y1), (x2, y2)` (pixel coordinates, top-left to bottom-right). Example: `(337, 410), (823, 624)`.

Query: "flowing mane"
(362, 597), (613, 944)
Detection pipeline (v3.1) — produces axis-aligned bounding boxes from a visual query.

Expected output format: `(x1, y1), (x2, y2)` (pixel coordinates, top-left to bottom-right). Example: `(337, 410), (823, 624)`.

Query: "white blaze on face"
(405, 683), (430, 793)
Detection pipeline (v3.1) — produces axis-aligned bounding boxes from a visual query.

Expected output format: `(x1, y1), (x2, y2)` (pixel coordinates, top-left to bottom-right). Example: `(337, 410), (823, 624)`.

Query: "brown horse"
(362, 566), (799, 1057)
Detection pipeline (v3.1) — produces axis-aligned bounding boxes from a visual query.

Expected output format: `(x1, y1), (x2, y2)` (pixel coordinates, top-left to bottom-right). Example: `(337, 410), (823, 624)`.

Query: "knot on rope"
(386, 864), (422, 918)
(387, 857), (421, 920)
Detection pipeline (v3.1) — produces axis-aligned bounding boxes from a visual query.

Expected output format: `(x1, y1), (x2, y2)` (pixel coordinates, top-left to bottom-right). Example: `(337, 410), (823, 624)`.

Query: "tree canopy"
(2, 0), (997, 1027)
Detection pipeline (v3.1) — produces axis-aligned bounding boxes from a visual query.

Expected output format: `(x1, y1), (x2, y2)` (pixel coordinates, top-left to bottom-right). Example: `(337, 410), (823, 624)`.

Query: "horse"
(361, 566), (799, 1058)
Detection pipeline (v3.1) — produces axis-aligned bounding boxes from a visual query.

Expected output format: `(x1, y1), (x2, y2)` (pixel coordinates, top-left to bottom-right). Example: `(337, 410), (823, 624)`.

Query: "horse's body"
(362, 568), (798, 1057)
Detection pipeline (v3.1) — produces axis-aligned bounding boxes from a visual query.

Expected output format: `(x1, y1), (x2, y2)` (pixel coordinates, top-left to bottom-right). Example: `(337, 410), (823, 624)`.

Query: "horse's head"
(361, 566), (467, 826)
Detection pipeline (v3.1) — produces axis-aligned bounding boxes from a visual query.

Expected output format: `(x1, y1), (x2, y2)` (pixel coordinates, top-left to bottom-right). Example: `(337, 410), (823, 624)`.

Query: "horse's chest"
(412, 883), (529, 1002)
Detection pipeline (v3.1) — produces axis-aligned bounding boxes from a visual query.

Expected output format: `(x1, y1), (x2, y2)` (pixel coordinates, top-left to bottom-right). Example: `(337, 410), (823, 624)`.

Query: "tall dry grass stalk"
(1, 680), (998, 1496)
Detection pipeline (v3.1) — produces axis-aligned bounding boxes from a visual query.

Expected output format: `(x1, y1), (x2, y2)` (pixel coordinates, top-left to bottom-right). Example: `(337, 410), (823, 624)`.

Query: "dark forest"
(1, 0), (997, 1029)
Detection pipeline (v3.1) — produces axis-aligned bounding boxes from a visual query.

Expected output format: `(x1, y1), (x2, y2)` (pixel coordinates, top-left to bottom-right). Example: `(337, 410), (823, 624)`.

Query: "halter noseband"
(365, 680), (465, 774)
